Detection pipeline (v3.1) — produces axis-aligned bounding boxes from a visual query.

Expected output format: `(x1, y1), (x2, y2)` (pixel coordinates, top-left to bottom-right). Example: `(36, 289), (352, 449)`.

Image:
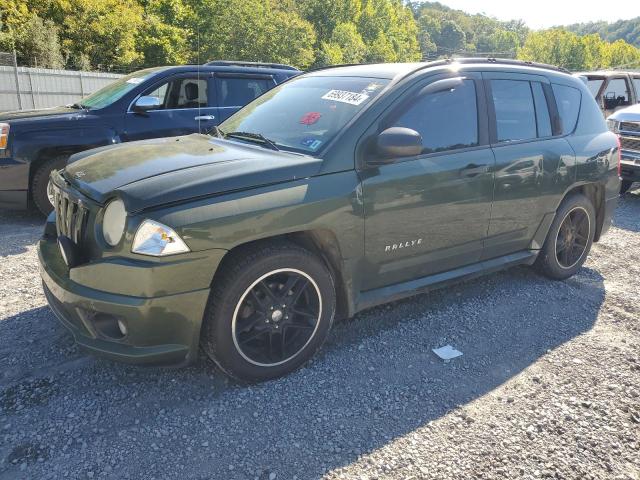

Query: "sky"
(436, 0), (640, 29)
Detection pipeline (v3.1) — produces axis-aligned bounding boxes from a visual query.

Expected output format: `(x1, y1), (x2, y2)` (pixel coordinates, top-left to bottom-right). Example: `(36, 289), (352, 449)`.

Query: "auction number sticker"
(321, 90), (369, 105)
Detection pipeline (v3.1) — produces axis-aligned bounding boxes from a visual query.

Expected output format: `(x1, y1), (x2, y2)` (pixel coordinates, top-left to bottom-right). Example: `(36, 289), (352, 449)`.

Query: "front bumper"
(620, 153), (640, 183)
(38, 237), (225, 365)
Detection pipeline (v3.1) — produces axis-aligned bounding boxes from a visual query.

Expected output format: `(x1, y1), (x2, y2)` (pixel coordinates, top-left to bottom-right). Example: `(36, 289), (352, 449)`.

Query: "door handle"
(461, 163), (488, 177)
(195, 115), (215, 121)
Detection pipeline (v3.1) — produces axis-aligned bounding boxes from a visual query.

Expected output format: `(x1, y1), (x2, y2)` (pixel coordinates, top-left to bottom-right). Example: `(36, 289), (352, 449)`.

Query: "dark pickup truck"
(0, 61), (300, 214)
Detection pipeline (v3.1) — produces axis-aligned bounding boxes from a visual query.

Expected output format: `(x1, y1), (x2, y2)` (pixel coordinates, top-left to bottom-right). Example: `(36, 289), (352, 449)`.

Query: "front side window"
(552, 84), (581, 134)
(146, 77), (208, 110)
(217, 77), (272, 107)
(391, 79), (478, 154)
(603, 78), (631, 109)
(220, 76), (389, 154)
(491, 79), (537, 142)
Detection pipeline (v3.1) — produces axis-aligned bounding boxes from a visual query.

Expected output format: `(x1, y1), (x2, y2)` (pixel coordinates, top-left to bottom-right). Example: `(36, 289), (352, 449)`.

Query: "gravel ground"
(1, 191), (639, 480)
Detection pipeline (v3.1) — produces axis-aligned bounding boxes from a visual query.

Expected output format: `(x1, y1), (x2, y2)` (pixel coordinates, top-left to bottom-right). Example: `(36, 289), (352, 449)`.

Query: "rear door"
(482, 72), (575, 259)
(123, 73), (218, 142)
(360, 72), (495, 290)
(215, 74), (277, 123)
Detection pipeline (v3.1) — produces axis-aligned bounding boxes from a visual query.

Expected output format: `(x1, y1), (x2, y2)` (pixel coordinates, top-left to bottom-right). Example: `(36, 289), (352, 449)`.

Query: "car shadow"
(0, 265), (605, 479)
(0, 209), (44, 257)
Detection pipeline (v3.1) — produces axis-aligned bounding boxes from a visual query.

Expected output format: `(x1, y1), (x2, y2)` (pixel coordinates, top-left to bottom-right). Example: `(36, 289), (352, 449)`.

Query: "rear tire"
(620, 180), (633, 195)
(32, 156), (67, 216)
(202, 241), (336, 382)
(534, 193), (596, 280)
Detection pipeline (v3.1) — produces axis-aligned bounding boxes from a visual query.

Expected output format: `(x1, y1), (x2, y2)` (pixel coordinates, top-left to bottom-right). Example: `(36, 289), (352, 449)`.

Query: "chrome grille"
(620, 136), (640, 153)
(620, 122), (640, 134)
(52, 184), (89, 244)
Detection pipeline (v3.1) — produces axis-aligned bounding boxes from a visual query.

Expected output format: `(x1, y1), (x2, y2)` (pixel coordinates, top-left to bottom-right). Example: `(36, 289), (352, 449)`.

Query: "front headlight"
(132, 219), (190, 256)
(606, 119), (620, 133)
(102, 199), (127, 246)
(0, 123), (9, 150)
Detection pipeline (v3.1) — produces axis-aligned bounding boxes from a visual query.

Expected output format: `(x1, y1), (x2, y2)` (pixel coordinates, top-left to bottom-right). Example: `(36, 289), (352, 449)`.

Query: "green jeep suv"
(39, 59), (620, 381)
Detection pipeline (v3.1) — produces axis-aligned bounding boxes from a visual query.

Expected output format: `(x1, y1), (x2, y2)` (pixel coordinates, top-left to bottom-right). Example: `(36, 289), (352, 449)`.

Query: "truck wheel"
(202, 241), (336, 382)
(620, 180), (633, 195)
(534, 193), (595, 280)
(32, 156), (67, 216)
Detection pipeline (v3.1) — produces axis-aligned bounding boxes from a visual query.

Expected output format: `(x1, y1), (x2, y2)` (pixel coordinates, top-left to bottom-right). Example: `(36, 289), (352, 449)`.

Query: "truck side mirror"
(374, 127), (422, 162)
(133, 96), (161, 112)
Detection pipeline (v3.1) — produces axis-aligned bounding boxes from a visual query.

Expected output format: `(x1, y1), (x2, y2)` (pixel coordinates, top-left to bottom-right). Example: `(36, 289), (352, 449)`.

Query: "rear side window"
(491, 79), (537, 142)
(634, 78), (640, 102)
(392, 79), (478, 154)
(217, 77), (272, 107)
(531, 82), (552, 138)
(586, 78), (604, 97)
(552, 84), (581, 134)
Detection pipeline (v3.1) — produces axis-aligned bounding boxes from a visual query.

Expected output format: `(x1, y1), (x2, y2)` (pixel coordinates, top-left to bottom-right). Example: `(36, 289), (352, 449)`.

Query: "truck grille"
(52, 185), (89, 244)
(620, 136), (640, 153)
(620, 122), (640, 134)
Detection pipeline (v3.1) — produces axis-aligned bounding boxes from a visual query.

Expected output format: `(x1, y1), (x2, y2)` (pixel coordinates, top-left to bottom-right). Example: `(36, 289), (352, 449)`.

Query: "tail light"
(616, 135), (621, 177)
(0, 123), (9, 150)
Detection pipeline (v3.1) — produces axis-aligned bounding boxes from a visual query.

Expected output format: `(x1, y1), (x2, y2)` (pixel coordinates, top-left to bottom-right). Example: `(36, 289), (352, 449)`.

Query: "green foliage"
(566, 18), (640, 48)
(517, 29), (640, 70)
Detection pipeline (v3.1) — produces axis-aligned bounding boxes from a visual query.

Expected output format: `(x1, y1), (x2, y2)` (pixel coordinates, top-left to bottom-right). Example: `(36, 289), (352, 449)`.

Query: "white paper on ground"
(432, 345), (463, 360)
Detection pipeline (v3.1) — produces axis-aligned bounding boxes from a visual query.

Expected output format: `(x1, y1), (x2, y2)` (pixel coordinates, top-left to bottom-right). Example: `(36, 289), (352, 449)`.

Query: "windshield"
(79, 68), (164, 109)
(219, 76), (390, 154)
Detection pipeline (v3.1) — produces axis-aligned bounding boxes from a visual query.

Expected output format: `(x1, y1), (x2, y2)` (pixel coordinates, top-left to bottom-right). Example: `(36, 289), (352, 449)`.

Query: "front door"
(124, 73), (218, 142)
(361, 73), (495, 291)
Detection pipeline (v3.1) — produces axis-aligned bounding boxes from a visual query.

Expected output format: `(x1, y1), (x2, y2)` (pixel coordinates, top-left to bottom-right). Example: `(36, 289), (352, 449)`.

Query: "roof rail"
(205, 60), (299, 71)
(432, 57), (571, 74)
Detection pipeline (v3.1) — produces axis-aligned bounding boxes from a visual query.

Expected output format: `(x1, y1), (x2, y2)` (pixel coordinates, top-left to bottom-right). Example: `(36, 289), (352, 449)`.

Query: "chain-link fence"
(0, 51), (124, 112)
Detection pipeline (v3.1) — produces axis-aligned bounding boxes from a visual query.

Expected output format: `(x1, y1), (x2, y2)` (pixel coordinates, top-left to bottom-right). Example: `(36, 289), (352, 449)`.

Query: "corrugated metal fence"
(0, 66), (123, 112)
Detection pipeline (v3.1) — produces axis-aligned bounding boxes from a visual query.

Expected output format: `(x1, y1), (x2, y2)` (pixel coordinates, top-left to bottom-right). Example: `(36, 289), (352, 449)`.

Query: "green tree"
(517, 29), (587, 70)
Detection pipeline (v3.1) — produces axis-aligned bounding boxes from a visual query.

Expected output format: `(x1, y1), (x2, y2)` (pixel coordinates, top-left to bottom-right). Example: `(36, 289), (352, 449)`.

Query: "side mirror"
(133, 96), (161, 112)
(375, 127), (422, 162)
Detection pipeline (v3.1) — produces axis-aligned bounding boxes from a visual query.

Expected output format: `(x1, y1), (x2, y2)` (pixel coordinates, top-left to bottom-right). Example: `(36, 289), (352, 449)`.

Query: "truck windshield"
(79, 68), (164, 110)
(219, 76), (389, 154)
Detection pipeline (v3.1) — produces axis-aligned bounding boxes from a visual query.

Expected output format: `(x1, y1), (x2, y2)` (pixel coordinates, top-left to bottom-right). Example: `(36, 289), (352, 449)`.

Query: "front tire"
(534, 193), (596, 280)
(32, 156), (67, 216)
(202, 241), (336, 382)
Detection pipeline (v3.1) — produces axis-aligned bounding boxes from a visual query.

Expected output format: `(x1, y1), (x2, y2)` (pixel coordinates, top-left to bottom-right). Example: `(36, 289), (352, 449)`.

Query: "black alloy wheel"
(232, 268), (322, 367)
(554, 206), (590, 269)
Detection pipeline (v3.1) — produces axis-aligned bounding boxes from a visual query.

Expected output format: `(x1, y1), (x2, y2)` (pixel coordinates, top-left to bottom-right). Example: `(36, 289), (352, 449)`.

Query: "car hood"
(608, 104), (640, 122)
(0, 106), (80, 122)
(64, 134), (323, 211)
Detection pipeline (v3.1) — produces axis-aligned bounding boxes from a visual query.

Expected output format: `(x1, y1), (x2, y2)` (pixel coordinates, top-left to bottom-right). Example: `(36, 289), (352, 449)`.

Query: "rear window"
(552, 84), (581, 134)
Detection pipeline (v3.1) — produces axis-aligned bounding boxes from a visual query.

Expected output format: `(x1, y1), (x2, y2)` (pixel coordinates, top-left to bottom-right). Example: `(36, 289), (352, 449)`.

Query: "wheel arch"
(560, 182), (606, 242)
(209, 229), (355, 323)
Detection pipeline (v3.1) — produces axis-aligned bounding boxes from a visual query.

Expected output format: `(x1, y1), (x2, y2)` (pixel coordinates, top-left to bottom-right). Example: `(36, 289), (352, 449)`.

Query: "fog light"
(117, 319), (128, 336)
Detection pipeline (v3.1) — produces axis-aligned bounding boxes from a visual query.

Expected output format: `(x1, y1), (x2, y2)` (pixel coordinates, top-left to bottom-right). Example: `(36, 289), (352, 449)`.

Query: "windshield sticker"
(301, 137), (323, 150)
(321, 89), (369, 106)
(363, 82), (383, 93)
(300, 112), (322, 125)
(126, 77), (144, 84)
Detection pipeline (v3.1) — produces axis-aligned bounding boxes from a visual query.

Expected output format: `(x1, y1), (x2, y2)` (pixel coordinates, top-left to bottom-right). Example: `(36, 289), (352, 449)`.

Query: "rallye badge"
(385, 238), (423, 252)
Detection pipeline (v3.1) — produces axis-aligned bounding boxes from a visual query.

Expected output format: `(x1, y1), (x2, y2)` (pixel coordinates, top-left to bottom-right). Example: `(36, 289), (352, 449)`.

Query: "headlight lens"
(0, 123), (9, 150)
(102, 199), (127, 246)
(131, 219), (190, 256)
(606, 119), (620, 133)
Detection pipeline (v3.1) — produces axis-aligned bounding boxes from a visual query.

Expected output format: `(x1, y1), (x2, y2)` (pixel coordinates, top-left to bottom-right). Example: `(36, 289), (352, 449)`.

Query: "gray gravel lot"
(1, 192), (639, 480)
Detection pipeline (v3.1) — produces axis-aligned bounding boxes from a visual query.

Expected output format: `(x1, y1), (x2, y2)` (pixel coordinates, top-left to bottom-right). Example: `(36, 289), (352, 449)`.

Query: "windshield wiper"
(224, 131), (280, 151)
